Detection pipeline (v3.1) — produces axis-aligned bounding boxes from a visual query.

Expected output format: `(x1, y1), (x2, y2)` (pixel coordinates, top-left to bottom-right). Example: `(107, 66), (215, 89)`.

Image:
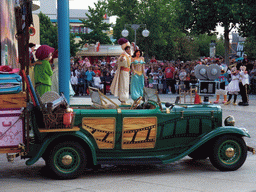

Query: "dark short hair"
(124, 46), (130, 51)
(132, 50), (142, 57)
(29, 43), (36, 48)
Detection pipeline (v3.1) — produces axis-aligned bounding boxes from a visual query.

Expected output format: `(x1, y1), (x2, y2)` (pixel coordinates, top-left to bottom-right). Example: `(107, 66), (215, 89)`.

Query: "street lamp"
(121, 24), (150, 47)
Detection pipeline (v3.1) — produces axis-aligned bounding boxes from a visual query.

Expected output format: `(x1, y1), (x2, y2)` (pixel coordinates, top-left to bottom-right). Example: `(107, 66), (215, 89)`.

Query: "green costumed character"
(34, 45), (55, 97)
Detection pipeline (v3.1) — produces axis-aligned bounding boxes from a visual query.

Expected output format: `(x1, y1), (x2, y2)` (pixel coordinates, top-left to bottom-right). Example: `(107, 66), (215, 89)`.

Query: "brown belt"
(120, 67), (130, 72)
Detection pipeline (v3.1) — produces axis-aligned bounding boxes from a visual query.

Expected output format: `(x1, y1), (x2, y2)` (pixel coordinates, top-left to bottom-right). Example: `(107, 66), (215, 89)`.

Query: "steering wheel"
(130, 96), (143, 109)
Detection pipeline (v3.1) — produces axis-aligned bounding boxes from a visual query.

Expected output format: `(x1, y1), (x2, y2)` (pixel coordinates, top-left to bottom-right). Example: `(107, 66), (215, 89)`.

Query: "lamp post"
(121, 24), (149, 47)
(209, 40), (216, 58)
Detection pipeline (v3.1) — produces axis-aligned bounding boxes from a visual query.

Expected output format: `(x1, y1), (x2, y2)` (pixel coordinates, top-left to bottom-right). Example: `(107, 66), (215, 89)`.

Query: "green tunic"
(34, 60), (53, 96)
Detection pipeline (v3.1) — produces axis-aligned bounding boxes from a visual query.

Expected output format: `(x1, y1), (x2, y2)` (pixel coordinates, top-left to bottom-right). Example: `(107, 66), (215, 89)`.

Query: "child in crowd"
(78, 74), (85, 96)
(71, 71), (78, 96)
(93, 72), (103, 91)
(152, 73), (159, 89)
(86, 67), (95, 88)
(174, 74), (180, 94)
(158, 72), (164, 93)
(148, 74), (153, 88)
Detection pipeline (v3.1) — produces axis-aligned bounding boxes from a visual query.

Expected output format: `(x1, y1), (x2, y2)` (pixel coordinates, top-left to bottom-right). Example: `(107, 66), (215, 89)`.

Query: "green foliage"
(173, 34), (199, 61)
(216, 36), (225, 57)
(176, 0), (251, 64)
(38, 12), (79, 56)
(106, 0), (231, 61)
(38, 12), (58, 49)
(70, 33), (80, 57)
(193, 34), (225, 58)
(244, 36), (256, 59)
(108, 0), (179, 60)
(78, 0), (112, 46)
(107, 0), (140, 42)
(194, 34), (213, 57)
(238, 1), (256, 37)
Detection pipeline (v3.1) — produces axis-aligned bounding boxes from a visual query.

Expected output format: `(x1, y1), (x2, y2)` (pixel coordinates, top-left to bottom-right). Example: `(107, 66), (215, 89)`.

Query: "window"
(70, 26), (88, 34)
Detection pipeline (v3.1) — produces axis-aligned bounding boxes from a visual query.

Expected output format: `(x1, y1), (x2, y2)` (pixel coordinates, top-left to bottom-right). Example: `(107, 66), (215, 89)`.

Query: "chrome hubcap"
(225, 147), (235, 158)
(62, 155), (73, 165)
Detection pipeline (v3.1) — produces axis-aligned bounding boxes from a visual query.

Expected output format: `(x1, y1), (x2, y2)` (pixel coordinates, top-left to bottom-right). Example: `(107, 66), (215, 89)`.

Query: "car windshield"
(143, 87), (162, 110)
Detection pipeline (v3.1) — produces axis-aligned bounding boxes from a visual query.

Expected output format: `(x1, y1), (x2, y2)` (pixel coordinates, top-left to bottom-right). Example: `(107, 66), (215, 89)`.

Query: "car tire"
(47, 141), (87, 179)
(209, 135), (247, 171)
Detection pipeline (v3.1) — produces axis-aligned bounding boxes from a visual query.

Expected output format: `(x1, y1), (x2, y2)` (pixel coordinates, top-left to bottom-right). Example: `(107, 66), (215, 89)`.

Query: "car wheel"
(47, 141), (86, 179)
(209, 135), (247, 171)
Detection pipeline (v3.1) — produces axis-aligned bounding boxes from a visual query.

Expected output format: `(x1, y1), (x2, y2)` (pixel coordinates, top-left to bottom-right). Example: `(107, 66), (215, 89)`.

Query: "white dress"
(226, 73), (240, 94)
(110, 52), (131, 103)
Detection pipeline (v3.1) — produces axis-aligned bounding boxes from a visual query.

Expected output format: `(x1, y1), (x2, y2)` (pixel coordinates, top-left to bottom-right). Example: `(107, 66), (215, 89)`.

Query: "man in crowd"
(165, 62), (175, 94)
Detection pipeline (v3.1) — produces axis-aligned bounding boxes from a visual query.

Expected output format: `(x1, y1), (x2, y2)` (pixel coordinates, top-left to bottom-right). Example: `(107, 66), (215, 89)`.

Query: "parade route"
(1, 94), (256, 192)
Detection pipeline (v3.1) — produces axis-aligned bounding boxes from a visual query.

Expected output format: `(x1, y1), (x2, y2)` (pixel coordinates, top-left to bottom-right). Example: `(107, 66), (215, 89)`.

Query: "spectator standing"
(165, 63), (175, 94)
(104, 72), (112, 94)
(190, 71), (197, 82)
(111, 66), (117, 77)
(152, 73), (158, 90)
(158, 72), (164, 93)
(148, 74), (153, 88)
(93, 73), (103, 90)
(80, 66), (87, 95)
(71, 71), (78, 96)
(101, 58), (107, 66)
(28, 43), (37, 88)
(94, 66), (101, 77)
(150, 56), (157, 63)
(78, 56), (85, 66)
(78, 74), (85, 96)
(84, 57), (91, 68)
(86, 67), (95, 88)
(179, 68), (187, 82)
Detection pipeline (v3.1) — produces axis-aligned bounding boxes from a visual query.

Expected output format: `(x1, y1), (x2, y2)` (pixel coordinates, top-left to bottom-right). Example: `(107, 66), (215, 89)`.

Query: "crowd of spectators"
(69, 55), (256, 96)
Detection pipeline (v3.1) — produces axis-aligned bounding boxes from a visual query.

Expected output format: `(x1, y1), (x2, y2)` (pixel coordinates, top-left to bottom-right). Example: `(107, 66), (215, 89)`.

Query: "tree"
(107, 0), (140, 43)
(38, 12), (58, 49)
(244, 36), (256, 59)
(216, 36), (225, 57)
(193, 34), (225, 58)
(108, 0), (181, 61)
(238, 0), (256, 38)
(177, 0), (244, 65)
(78, 1), (112, 46)
(38, 12), (79, 56)
(70, 33), (80, 57)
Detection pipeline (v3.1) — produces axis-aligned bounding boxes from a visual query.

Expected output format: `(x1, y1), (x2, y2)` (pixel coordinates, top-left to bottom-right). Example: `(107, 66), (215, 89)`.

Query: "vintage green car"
(26, 88), (252, 179)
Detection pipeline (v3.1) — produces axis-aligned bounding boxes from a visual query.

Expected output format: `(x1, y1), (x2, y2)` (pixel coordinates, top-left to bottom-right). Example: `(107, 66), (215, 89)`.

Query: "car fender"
(26, 131), (97, 166)
(186, 126), (250, 154)
(162, 126), (250, 164)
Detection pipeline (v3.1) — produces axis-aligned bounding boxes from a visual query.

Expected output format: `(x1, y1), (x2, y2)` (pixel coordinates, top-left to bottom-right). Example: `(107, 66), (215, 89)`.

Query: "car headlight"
(224, 115), (235, 126)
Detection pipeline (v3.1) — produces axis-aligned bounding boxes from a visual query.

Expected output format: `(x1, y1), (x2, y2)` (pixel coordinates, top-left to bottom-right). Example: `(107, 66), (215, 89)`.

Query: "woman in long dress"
(130, 50), (146, 101)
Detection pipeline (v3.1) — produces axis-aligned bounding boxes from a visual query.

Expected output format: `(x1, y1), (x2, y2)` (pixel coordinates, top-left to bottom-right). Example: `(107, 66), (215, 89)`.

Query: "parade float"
(0, 0), (254, 180)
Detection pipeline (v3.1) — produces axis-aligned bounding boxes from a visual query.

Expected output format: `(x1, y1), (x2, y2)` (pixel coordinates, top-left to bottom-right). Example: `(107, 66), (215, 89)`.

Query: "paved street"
(1, 94), (256, 192)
